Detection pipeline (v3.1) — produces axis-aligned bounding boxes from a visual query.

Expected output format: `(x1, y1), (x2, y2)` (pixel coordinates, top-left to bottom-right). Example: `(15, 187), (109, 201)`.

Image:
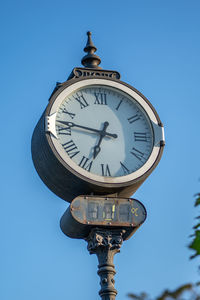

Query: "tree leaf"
(189, 230), (200, 258)
(195, 194), (200, 206)
(156, 284), (193, 300)
(193, 223), (200, 230)
(127, 293), (148, 300)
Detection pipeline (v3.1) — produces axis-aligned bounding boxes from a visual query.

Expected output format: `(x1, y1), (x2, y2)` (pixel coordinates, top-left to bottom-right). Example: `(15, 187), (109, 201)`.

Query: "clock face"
(47, 79), (162, 185)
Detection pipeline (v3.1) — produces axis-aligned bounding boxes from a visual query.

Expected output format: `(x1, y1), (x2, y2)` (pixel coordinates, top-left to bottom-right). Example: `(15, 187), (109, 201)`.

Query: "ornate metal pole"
(86, 228), (125, 300)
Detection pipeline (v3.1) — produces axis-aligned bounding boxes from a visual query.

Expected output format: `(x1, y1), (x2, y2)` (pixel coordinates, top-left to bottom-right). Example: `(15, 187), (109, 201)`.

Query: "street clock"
(31, 32), (165, 300)
(31, 32), (165, 202)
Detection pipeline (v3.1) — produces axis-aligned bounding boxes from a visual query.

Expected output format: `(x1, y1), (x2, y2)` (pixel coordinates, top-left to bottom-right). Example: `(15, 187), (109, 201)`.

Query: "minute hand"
(57, 120), (118, 138)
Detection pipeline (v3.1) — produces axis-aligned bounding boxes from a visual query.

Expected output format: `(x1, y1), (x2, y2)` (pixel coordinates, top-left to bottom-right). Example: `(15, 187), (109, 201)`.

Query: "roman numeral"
(73, 93), (89, 109)
(79, 156), (93, 172)
(134, 132), (148, 142)
(128, 114), (140, 123)
(62, 108), (75, 119)
(62, 140), (80, 158)
(130, 147), (144, 160)
(115, 99), (123, 110)
(57, 125), (71, 135)
(94, 92), (107, 105)
(120, 162), (130, 175)
(101, 164), (111, 176)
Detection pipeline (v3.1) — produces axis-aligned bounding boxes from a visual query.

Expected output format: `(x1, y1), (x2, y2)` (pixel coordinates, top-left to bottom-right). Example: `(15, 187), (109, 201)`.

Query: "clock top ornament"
(81, 31), (101, 69)
(31, 32), (165, 203)
(66, 31), (121, 81)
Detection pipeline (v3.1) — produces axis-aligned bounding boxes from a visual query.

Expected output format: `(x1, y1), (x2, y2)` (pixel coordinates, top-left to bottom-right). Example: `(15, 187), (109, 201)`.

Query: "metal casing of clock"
(31, 32), (165, 202)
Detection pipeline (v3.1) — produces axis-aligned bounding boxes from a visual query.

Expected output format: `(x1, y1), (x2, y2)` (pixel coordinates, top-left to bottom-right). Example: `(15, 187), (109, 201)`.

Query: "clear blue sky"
(1, 1), (200, 299)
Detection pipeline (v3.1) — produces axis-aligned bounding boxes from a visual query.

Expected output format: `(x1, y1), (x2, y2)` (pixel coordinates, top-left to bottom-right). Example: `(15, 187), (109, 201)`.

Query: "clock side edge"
(31, 112), (126, 202)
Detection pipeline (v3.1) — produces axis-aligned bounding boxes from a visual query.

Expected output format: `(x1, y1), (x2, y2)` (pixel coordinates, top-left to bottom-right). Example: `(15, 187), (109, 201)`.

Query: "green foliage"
(195, 194), (200, 207)
(127, 283), (200, 300)
(189, 193), (200, 259)
(189, 230), (200, 259)
(127, 292), (148, 300)
(156, 284), (193, 300)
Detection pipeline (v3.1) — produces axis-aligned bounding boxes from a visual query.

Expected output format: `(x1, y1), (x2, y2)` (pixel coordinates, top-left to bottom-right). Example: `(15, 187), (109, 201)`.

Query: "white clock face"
(47, 79), (163, 184)
(52, 83), (154, 179)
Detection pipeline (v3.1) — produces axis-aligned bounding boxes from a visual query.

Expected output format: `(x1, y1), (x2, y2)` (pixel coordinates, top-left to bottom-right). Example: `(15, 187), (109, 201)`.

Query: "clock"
(31, 33), (165, 202)
(32, 76), (164, 202)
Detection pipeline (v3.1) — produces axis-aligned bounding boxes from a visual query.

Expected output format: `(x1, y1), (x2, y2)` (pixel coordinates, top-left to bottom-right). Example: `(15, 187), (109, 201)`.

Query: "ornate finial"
(81, 31), (101, 69)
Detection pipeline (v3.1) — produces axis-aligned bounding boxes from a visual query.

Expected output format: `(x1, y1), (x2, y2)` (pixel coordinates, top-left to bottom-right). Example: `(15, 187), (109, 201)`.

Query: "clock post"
(31, 31), (165, 300)
(86, 228), (123, 300)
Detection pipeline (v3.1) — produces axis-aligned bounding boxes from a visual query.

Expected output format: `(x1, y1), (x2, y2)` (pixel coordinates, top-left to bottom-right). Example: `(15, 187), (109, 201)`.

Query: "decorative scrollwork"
(86, 228), (124, 253)
(72, 67), (121, 80)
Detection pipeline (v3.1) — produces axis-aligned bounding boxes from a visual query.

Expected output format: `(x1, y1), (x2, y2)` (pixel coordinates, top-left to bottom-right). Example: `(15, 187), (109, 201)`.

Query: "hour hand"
(93, 121), (109, 159)
(93, 145), (101, 159)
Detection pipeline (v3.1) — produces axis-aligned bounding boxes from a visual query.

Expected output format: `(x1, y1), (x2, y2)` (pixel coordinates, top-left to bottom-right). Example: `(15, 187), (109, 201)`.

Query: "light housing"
(60, 195), (147, 240)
